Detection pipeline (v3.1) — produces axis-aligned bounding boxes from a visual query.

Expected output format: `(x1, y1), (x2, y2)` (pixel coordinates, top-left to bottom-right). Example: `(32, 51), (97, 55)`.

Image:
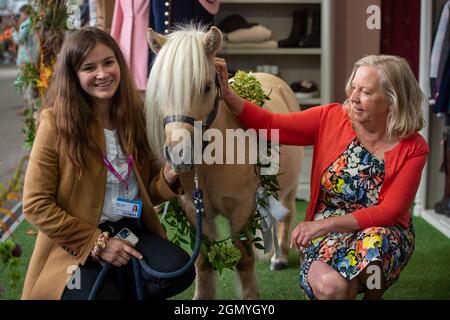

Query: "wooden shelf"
(219, 48), (321, 55)
(298, 97), (321, 105)
(219, 0), (334, 204)
(221, 0), (321, 4)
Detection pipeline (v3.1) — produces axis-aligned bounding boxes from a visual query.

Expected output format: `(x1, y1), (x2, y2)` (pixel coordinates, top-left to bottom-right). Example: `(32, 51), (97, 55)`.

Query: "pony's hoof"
(270, 260), (288, 271)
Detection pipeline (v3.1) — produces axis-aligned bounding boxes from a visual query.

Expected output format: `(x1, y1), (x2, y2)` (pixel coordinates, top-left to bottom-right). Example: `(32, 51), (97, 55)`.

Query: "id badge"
(113, 198), (143, 219)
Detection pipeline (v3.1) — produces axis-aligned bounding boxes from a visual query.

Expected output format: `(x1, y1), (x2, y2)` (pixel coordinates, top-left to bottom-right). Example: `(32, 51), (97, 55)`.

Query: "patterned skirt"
(299, 220), (415, 299)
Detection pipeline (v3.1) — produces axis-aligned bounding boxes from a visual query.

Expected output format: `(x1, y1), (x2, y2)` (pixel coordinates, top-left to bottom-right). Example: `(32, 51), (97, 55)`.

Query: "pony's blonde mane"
(146, 24), (213, 165)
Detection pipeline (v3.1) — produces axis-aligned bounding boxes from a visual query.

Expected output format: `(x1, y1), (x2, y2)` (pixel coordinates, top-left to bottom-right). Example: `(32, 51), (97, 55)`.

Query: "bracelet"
(90, 231), (110, 260)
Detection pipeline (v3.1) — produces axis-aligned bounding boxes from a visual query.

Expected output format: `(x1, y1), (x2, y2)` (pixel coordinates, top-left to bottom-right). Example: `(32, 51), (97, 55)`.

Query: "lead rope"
(89, 170), (204, 300)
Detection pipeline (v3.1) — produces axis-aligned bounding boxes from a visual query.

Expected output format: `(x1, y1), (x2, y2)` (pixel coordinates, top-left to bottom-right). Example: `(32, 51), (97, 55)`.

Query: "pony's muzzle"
(164, 144), (194, 173)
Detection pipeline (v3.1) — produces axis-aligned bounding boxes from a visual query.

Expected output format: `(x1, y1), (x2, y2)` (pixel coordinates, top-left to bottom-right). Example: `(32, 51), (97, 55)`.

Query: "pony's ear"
(147, 28), (167, 53)
(204, 26), (222, 57)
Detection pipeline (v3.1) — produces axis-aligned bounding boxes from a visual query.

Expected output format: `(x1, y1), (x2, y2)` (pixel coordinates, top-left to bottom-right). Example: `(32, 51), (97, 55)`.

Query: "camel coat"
(96, 0), (116, 33)
(21, 108), (180, 300)
(111, 0), (149, 90)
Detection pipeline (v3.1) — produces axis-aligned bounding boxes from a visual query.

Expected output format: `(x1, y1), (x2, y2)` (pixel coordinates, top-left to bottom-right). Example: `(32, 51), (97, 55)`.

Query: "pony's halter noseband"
(162, 73), (222, 130)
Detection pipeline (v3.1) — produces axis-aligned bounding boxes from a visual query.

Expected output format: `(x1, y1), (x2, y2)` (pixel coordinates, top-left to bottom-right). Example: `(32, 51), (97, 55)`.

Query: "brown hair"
(44, 27), (150, 174)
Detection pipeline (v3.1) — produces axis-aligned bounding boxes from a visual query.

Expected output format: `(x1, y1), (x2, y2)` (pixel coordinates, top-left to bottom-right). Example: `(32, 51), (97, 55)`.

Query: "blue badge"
(113, 198), (143, 219)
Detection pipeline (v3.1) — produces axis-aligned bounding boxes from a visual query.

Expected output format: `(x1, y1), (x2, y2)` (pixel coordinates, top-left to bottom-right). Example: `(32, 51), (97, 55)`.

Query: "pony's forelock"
(146, 24), (213, 164)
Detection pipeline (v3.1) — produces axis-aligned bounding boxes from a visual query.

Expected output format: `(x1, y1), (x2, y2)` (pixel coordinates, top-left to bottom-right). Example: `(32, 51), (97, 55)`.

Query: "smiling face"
(76, 43), (121, 107)
(348, 66), (391, 129)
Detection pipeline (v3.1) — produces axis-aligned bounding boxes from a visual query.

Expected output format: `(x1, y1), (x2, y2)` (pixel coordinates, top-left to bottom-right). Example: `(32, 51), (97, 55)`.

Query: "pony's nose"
(164, 144), (194, 173)
(164, 145), (175, 166)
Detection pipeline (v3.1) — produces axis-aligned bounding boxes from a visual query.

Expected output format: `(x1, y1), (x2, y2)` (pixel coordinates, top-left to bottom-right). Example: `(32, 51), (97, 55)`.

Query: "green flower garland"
(160, 70), (280, 273)
(0, 239), (22, 298)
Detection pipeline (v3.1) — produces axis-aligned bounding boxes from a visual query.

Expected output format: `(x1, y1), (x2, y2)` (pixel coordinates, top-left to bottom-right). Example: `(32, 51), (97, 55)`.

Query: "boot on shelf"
(278, 10), (307, 48)
(298, 7), (321, 48)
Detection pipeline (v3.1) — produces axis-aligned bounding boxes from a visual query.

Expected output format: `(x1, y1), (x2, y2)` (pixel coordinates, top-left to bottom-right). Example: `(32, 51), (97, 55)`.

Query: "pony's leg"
(227, 201), (260, 299)
(271, 188), (297, 271)
(179, 193), (219, 300)
(193, 251), (217, 300)
(192, 213), (218, 300)
(233, 239), (260, 299)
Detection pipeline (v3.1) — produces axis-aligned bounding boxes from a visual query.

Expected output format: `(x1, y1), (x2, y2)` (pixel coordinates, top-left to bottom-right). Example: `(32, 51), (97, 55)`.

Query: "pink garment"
(111, 0), (149, 90)
(198, 0), (220, 15)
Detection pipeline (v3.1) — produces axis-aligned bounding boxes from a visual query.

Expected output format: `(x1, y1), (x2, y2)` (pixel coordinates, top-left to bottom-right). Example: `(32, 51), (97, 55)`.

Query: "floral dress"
(299, 138), (415, 299)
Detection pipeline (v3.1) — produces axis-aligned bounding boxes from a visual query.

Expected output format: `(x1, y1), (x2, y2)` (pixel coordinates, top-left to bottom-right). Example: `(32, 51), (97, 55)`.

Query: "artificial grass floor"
(1, 200), (450, 300)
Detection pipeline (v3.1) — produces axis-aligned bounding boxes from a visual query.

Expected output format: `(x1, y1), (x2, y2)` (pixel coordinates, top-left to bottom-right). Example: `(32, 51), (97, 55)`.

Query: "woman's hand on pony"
(163, 162), (178, 186)
(99, 238), (143, 267)
(214, 57), (245, 116)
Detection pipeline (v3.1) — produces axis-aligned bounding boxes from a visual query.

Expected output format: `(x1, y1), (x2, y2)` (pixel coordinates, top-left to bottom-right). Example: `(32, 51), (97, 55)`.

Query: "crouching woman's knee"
(310, 270), (355, 300)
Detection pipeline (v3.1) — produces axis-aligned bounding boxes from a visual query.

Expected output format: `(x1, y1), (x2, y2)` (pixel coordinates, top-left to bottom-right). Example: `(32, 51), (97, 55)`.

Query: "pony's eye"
(204, 85), (211, 94)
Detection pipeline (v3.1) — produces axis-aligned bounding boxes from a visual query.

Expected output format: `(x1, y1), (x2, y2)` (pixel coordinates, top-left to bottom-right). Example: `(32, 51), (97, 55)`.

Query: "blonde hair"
(344, 55), (425, 139)
(146, 24), (213, 165)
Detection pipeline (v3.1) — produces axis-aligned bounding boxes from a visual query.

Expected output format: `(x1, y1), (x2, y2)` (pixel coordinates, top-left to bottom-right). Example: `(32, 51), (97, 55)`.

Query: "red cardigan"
(238, 101), (429, 229)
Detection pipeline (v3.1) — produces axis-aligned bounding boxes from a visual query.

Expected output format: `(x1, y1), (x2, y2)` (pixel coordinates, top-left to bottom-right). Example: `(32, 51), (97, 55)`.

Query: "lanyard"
(98, 151), (134, 192)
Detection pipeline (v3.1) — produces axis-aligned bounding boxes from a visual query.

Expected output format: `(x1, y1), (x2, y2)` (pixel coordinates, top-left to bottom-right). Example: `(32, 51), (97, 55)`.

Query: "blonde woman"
(216, 55), (429, 300)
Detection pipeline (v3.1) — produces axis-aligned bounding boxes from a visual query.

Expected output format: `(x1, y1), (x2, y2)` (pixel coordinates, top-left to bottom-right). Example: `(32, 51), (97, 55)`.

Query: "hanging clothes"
(111, 0), (149, 91)
(198, 0), (220, 15)
(79, 0), (90, 27)
(148, 0), (218, 73)
(89, 0), (97, 27)
(96, 0), (116, 33)
(149, 0), (217, 35)
(381, 0), (421, 79)
(434, 49), (450, 118)
(430, 0), (450, 108)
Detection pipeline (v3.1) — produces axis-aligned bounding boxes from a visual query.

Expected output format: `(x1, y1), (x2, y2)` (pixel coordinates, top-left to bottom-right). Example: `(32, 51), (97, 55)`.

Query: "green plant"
(1, 1), (68, 297)
(0, 156), (28, 299)
(14, 0), (68, 150)
(0, 156), (26, 202)
(0, 239), (22, 299)
(207, 240), (242, 274)
(161, 199), (264, 273)
(229, 70), (271, 107)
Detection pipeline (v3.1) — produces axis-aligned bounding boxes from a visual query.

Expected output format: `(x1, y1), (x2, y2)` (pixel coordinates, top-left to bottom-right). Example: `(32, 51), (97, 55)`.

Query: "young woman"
(21, 27), (195, 300)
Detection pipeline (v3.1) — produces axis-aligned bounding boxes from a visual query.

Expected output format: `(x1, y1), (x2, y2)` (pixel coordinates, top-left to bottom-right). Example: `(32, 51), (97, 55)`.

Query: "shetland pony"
(146, 25), (303, 299)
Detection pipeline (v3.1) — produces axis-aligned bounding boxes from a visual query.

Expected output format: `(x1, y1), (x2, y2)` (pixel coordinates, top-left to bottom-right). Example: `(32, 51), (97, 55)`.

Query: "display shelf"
(218, 0), (334, 200)
(219, 48), (322, 55)
(221, 0), (321, 4)
(298, 97), (321, 106)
